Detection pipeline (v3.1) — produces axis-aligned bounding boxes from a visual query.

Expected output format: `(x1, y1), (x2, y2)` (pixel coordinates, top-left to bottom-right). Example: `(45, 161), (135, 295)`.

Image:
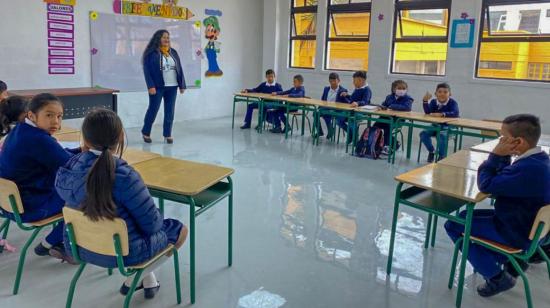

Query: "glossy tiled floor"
(1, 117), (549, 308)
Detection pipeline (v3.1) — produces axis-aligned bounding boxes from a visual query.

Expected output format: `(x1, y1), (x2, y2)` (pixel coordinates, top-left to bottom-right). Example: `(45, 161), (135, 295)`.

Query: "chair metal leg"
(0, 219), (10, 253)
(124, 270), (143, 308)
(508, 256), (533, 308)
(173, 249), (182, 304)
(108, 268), (113, 276)
(66, 263), (87, 308)
(13, 227), (42, 295)
(424, 214), (433, 249)
(159, 197), (165, 214)
(537, 246), (550, 280)
(431, 216), (438, 248)
(386, 183), (403, 275)
(448, 238), (463, 289)
(417, 141), (422, 163)
(228, 177), (233, 267)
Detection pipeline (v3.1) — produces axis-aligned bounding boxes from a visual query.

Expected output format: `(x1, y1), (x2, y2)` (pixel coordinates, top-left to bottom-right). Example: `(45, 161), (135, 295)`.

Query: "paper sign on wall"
(113, 0), (194, 20)
(47, 3), (75, 74)
(450, 19), (475, 48)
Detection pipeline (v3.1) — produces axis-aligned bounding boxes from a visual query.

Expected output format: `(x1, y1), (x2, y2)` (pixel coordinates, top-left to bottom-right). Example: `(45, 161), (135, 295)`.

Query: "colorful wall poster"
(113, 0), (194, 20)
(47, 3), (75, 75)
(450, 18), (475, 48)
(203, 13), (222, 77)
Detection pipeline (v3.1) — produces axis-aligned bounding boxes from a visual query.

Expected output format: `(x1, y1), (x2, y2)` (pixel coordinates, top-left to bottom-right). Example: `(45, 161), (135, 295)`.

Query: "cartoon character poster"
(203, 15), (223, 77)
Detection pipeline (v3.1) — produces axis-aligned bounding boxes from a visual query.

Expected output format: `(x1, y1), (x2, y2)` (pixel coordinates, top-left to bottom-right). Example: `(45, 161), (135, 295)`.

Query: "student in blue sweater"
(318, 73), (348, 139)
(0, 80), (8, 100)
(340, 70), (372, 144)
(240, 69), (283, 129)
(445, 114), (550, 298)
(269, 74), (305, 133)
(420, 83), (459, 162)
(55, 109), (188, 299)
(0, 93), (80, 261)
(373, 80), (414, 152)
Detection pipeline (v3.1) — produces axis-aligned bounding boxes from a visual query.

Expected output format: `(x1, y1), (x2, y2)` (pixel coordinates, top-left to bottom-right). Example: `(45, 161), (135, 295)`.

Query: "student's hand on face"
(350, 102), (359, 107)
(493, 137), (520, 156)
(431, 113), (444, 117)
(423, 91), (432, 102)
(148, 88), (157, 95)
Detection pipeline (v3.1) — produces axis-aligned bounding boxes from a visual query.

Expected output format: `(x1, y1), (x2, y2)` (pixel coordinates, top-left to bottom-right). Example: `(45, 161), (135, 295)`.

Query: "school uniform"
(242, 82), (283, 126)
(419, 98), (460, 158)
(445, 148), (550, 279)
(373, 94), (414, 146)
(338, 85), (372, 132)
(0, 120), (79, 246)
(142, 48), (186, 138)
(55, 151), (184, 267)
(319, 85), (348, 136)
(271, 86), (305, 129)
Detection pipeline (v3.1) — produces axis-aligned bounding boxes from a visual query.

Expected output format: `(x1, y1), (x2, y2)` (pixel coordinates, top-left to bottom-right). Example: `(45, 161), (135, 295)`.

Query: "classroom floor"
(1, 116), (549, 308)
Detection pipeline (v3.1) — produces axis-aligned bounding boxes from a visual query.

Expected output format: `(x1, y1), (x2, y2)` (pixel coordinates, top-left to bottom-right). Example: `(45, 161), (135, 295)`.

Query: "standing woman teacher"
(142, 29), (186, 144)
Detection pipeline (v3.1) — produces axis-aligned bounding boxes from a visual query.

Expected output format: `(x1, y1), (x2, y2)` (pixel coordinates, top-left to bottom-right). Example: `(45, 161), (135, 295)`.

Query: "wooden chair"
(63, 207), (182, 308)
(448, 205), (550, 308)
(0, 178), (64, 294)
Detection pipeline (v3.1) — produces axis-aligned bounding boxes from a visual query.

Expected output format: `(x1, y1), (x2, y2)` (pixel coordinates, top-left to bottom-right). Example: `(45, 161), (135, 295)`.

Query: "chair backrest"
(529, 205), (550, 241)
(62, 207), (129, 257)
(0, 178), (24, 214)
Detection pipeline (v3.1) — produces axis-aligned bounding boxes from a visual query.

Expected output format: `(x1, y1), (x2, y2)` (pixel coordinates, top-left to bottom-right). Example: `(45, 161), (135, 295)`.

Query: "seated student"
(1, 96), (28, 140)
(0, 80), (8, 101)
(318, 73), (348, 139)
(0, 93), (80, 261)
(445, 114), (550, 298)
(340, 70), (372, 144)
(269, 74), (305, 134)
(240, 69), (283, 129)
(419, 82), (459, 162)
(373, 80), (413, 153)
(55, 109), (188, 299)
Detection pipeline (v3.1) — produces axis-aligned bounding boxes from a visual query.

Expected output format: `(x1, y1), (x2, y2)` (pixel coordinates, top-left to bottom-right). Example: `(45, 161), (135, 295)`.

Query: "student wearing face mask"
(373, 80), (413, 153)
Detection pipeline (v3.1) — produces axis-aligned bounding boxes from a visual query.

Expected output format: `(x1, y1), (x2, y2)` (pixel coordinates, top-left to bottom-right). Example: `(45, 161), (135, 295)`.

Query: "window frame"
(289, 0), (319, 70)
(475, 0), (550, 83)
(323, 1), (372, 72)
(390, 0), (452, 77)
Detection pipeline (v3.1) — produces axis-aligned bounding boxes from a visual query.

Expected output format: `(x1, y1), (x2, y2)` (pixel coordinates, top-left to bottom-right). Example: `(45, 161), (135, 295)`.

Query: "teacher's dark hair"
(142, 29), (169, 64)
(80, 108), (125, 221)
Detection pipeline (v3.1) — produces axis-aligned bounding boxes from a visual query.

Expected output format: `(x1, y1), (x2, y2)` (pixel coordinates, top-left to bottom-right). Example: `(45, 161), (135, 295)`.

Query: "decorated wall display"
(450, 18), (475, 48)
(113, 0), (194, 20)
(45, 1), (75, 75)
(203, 10), (222, 77)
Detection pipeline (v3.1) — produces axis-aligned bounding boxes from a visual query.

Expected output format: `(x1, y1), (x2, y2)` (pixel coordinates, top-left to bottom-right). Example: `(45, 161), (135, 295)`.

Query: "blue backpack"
(355, 127), (384, 159)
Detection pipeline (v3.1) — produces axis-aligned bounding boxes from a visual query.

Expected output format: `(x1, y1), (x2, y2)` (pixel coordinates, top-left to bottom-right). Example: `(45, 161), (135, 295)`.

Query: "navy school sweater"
(423, 98), (460, 118)
(321, 86), (348, 103)
(381, 94), (414, 111)
(246, 82), (283, 94)
(0, 122), (78, 214)
(344, 86), (372, 106)
(477, 151), (550, 248)
(276, 86), (305, 98)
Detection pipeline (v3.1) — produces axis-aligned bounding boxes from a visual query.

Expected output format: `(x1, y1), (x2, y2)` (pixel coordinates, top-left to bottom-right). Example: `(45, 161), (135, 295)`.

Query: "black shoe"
(477, 271), (516, 297)
(165, 137), (173, 144)
(436, 155), (446, 162)
(326, 130), (333, 140)
(427, 152), (435, 163)
(396, 141), (401, 151)
(270, 127), (283, 134)
(48, 244), (78, 264)
(120, 282), (144, 296)
(505, 259), (529, 278)
(254, 125), (259, 130)
(144, 282), (160, 299)
(240, 124), (251, 129)
(34, 243), (50, 256)
(142, 135), (152, 143)
(346, 133), (353, 145)
(282, 126), (291, 133)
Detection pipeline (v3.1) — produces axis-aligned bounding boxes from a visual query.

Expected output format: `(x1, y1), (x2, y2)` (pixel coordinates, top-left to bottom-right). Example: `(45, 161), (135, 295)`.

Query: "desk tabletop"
(133, 157), (234, 196)
(9, 87), (118, 98)
(393, 111), (454, 124)
(395, 163), (488, 203)
(438, 150), (489, 171)
(471, 137), (550, 154)
(123, 148), (161, 166)
(448, 118), (502, 132)
(56, 126), (80, 135)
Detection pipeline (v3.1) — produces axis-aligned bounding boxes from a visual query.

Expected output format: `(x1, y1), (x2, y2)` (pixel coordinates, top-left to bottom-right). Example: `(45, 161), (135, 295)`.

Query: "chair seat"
(469, 235), (522, 254)
(290, 112), (303, 115)
(28, 213), (64, 227)
(128, 244), (174, 269)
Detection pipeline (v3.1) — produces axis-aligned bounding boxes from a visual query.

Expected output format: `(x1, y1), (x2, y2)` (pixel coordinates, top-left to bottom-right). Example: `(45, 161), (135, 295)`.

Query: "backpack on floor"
(355, 127), (384, 159)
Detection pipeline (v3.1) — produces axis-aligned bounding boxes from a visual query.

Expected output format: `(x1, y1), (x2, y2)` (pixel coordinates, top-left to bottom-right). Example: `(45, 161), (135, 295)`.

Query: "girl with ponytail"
(0, 95), (28, 138)
(55, 109), (187, 300)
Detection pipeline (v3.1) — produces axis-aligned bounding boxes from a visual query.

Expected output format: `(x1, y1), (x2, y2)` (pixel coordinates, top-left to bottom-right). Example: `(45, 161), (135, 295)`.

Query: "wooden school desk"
(309, 99), (358, 151)
(122, 148), (161, 165)
(438, 150), (489, 171)
(447, 119), (502, 150)
(54, 126), (81, 142)
(10, 87), (118, 119)
(232, 93), (264, 129)
(387, 163), (489, 308)
(471, 136), (550, 155)
(132, 157), (234, 304)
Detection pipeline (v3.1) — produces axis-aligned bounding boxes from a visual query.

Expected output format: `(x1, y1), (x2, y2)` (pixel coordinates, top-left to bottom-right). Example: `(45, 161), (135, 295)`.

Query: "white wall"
(265, 0), (550, 133)
(0, 0), (263, 128)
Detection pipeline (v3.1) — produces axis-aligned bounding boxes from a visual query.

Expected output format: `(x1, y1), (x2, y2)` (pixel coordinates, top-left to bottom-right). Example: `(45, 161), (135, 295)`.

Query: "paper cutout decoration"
(204, 16), (223, 77)
(44, 0), (76, 5)
(90, 11), (98, 20)
(112, 0), (194, 19)
(378, 14), (384, 21)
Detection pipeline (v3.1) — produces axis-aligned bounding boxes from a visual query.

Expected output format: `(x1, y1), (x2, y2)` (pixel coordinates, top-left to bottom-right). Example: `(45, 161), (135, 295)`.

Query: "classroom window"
(325, 0), (372, 71)
(289, 0), (318, 69)
(477, 1), (550, 82)
(391, 0), (452, 76)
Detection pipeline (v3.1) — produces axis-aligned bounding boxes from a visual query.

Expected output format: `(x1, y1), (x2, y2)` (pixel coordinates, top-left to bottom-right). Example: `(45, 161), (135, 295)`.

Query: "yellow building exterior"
(292, 12), (550, 81)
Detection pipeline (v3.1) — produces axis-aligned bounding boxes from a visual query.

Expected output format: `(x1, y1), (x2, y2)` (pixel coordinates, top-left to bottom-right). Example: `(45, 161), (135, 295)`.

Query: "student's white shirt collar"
(89, 149), (103, 156)
(266, 81), (276, 87)
(437, 98), (450, 106)
(24, 118), (37, 128)
(359, 84), (368, 89)
(514, 146), (543, 163)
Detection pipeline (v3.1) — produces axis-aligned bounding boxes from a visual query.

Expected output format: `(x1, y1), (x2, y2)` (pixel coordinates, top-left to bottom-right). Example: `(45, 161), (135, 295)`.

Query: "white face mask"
(395, 89), (407, 97)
